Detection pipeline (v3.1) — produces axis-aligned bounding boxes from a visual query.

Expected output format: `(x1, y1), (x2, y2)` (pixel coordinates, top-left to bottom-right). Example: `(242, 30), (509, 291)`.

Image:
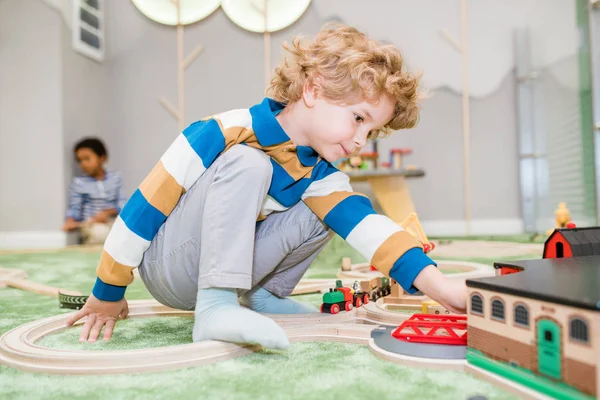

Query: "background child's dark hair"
(74, 138), (108, 158)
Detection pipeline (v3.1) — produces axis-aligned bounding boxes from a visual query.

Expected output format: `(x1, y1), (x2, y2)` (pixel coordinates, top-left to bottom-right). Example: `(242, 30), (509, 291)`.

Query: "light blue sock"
(192, 287), (289, 350)
(242, 287), (319, 314)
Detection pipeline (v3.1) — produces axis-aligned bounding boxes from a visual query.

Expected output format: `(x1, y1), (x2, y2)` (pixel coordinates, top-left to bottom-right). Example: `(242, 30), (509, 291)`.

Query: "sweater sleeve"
(302, 162), (436, 294)
(93, 117), (250, 301)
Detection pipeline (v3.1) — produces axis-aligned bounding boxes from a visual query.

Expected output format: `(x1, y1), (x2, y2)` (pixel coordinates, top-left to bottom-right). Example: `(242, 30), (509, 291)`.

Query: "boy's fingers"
(67, 308), (88, 327)
(87, 319), (105, 343)
(120, 303), (129, 319)
(79, 315), (96, 342)
(103, 319), (116, 341)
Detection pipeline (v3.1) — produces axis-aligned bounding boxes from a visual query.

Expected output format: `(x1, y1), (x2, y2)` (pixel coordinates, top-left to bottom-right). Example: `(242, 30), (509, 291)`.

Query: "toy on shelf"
(390, 148), (412, 169)
(358, 152), (378, 169)
(320, 280), (368, 314)
(349, 155), (366, 170)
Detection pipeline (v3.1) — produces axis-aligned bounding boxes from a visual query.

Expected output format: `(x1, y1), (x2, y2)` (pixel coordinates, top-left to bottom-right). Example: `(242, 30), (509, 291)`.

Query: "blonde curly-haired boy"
(68, 24), (467, 349)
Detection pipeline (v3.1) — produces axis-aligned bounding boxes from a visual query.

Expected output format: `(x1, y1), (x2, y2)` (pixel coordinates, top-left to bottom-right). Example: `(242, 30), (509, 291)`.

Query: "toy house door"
(537, 319), (562, 380)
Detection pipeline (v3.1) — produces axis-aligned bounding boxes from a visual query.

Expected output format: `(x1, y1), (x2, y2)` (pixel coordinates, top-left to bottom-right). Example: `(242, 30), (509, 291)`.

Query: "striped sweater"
(92, 98), (436, 302)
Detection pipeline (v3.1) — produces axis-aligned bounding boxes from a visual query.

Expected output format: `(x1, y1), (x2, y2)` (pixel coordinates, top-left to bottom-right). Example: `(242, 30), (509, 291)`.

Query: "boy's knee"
(225, 145), (272, 182)
(296, 201), (331, 240)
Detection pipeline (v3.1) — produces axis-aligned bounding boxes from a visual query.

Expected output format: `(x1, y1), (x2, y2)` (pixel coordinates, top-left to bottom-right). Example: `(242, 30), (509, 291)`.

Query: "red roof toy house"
(543, 227), (600, 259)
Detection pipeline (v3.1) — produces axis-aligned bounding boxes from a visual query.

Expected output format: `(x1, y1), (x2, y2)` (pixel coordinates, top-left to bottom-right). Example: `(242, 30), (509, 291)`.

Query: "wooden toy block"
(341, 257), (352, 271)
(400, 212), (434, 253)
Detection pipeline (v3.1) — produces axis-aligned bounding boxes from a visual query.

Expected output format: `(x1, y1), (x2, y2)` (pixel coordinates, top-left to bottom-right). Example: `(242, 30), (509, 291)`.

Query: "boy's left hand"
(413, 265), (467, 314)
(437, 279), (467, 314)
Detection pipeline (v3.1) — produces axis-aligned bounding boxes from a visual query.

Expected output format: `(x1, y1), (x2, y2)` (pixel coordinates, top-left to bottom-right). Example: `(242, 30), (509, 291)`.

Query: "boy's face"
(75, 148), (105, 176)
(303, 90), (395, 163)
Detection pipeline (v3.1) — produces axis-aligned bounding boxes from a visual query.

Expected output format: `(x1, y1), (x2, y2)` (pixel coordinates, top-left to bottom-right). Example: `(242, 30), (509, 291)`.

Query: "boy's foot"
(192, 287), (289, 349)
(241, 287), (319, 314)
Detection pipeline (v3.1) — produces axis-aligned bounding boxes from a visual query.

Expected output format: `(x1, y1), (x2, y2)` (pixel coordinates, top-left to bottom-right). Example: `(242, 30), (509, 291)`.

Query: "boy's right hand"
(62, 218), (80, 232)
(66, 294), (129, 342)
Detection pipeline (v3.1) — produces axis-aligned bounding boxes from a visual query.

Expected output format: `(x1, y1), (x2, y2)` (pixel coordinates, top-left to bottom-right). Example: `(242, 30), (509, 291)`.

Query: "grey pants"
(138, 145), (332, 310)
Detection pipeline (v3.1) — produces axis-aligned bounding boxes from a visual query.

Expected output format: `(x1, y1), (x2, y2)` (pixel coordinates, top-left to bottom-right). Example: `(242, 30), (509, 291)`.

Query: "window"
(514, 304), (529, 327)
(491, 299), (505, 321)
(570, 318), (589, 344)
(72, 0), (104, 62)
(470, 294), (483, 315)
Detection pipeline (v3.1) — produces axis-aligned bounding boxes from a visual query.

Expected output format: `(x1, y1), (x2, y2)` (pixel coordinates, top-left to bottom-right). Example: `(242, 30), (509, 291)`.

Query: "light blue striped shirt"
(66, 170), (126, 221)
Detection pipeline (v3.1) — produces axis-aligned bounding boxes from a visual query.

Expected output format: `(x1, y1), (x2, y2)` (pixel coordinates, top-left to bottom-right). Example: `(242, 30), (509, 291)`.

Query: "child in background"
(68, 24), (467, 347)
(62, 138), (126, 244)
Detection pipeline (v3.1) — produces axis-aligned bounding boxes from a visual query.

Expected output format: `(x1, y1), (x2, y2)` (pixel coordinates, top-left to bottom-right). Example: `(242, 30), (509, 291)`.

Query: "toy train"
(359, 276), (391, 302)
(321, 277), (392, 314)
(321, 280), (369, 314)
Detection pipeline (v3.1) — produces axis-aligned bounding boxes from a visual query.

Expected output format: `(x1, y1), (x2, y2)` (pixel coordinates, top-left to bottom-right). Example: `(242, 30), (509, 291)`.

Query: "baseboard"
(0, 231), (70, 250)
(420, 218), (524, 236)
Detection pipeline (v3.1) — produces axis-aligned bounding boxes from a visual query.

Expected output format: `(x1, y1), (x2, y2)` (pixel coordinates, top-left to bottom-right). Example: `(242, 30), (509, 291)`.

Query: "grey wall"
(0, 0), (65, 232)
(102, 1), (324, 195)
(61, 20), (109, 194)
(0, 0), (525, 237)
(102, 1), (521, 226)
(375, 72), (521, 221)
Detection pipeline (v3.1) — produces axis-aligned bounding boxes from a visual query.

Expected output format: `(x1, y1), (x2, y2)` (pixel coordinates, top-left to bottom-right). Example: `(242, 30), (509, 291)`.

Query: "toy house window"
(491, 299), (505, 321)
(570, 318), (589, 344)
(470, 294), (483, 315)
(514, 304), (529, 328)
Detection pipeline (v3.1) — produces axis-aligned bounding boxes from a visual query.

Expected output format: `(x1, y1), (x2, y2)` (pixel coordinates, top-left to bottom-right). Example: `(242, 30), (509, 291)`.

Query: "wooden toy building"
(465, 227), (600, 398)
(544, 226), (600, 258)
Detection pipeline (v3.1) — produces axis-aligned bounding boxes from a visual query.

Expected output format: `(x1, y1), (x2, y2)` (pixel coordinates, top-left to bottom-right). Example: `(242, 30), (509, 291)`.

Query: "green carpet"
(0, 235), (534, 400)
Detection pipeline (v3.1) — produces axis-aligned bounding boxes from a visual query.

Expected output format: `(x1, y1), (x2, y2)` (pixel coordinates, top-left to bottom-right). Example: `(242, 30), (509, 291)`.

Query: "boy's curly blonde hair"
(267, 23), (422, 138)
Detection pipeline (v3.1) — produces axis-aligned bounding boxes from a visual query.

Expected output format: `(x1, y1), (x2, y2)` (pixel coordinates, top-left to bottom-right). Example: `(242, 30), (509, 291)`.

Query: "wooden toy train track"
(0, 299), (464, 375)
(0, 260), (497, 376)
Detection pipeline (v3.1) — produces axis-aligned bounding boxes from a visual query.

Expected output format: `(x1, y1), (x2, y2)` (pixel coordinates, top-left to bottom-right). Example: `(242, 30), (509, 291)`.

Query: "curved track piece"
(356, 300), (412, 326)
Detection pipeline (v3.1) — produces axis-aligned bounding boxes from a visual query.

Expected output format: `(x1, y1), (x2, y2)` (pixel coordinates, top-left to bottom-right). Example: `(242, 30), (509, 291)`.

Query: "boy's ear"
(302, 77), (320, 108)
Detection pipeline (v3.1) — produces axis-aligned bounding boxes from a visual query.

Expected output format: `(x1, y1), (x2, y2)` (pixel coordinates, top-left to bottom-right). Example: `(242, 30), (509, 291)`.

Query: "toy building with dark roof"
(543, 227), (600, 258)
(465, 256), (600, 397)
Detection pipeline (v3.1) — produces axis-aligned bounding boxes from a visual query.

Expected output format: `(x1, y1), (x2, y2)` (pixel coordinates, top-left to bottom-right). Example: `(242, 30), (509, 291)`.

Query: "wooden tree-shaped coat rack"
(439, 0), (471, 234)
(157, 0), (205, 132)
(220, 0), (311, 88)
